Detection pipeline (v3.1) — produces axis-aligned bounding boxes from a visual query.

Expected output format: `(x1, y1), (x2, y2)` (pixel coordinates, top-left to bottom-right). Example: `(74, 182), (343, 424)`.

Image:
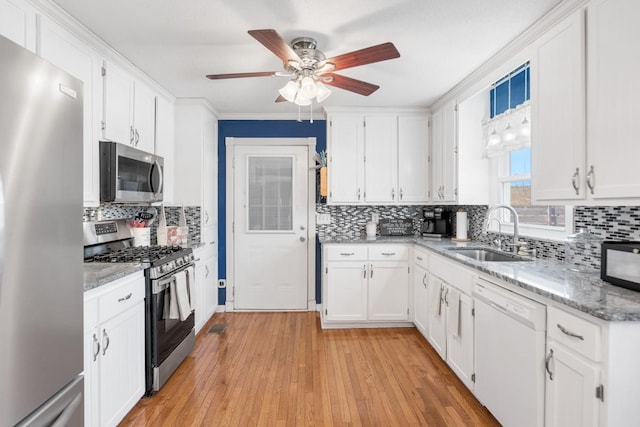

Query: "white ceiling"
(52, 0), (562, 118)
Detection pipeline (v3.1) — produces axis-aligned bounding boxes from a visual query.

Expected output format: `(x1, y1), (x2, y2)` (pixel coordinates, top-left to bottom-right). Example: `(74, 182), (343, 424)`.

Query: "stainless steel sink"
(448, 248), (532, 262)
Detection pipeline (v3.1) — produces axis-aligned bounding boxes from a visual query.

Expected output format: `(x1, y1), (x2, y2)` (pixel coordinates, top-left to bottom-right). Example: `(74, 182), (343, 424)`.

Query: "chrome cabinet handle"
(102, 329), (110, 356)
(357, 188), (361, 200)
(400, 188), (403, 200)
(130, 125), (135, 144)
(339, 252), (355, 256)
(571, 168), (580, 195)
(118, 292), (132, 302)
(205, 265), (209, 278)
(363, 265), (367, 278)
(444, 287), (449, 305)
(205, 211), (210, 224)
(92, 333), (100, 362)
(381, 252), (396, 256)
(416, 256), (424, 261)
(391, 188), (395, 200)
(557, 323), (584, 340)
(135, 128), (140, 146)
(370, 264), (373, 278)
(545, 349), (554, 380)
(422, 273), (427, 288)
(586, 165), (595, 195)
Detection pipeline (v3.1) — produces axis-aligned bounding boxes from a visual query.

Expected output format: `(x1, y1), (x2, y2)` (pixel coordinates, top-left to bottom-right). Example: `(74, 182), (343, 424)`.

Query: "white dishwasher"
(473, 277), (547, 427)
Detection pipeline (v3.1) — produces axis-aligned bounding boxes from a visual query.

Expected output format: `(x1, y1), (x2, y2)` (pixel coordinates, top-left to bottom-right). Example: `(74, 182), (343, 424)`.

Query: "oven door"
(150, 270), (195, 367)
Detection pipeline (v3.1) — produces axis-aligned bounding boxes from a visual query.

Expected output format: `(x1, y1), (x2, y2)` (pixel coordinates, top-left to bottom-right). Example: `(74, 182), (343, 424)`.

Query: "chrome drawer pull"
(557, 323), (584, 340)
(416, 256), (424, 261)
(118, 292), (132, 302)
(545, 349), (554, 380)
(381, 252), (396, 256)
(339, 252), (355, 256)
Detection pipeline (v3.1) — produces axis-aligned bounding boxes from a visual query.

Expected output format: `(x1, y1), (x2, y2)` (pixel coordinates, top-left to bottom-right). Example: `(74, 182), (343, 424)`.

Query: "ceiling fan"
(205, 29), (400, 106)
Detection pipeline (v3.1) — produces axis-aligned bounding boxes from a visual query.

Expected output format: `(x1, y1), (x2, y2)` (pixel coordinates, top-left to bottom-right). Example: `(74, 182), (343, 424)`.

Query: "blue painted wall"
(217, 119), (327, 304)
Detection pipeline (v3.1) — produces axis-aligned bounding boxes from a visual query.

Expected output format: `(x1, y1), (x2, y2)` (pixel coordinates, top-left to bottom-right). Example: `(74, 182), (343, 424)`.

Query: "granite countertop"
(320, 235), (640, 322)
(84, 263), (147, 292)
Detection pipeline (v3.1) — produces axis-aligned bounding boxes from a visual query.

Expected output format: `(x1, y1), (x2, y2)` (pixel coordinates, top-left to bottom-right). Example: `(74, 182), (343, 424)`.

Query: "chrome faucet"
(483, 205), (520, 253)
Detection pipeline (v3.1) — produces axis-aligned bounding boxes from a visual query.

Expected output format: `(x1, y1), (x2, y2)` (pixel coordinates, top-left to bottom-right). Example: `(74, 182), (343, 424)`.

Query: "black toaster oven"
(601, 241), (640, 292)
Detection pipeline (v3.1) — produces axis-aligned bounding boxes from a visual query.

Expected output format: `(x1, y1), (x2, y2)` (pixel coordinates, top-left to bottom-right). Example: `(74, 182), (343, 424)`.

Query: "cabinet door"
(328, 116), (364, 203)
(398, 115), (429, 203)
(325, 261), (368, 322)
(203, 254), (218, 321)
(432, 102), (457, 202)
(368, 261), (409, 321)
(202, 110), (217, 229)
(531, 9), (586, 202)
(38, 17), (102, 206)
(587, 0), (640, 200)
(445, 291), (474, 390)
(364, 115), (397, 203)
(194, 256), (206, 333)
(427, 276), (447, 358)
(98, 301), (145, 427)
(155, 95), (174, 203)
(413, 264), (429, 337)
(103, 61), (133, 145)
(132, 80), (156, 153)
(545, 343), (600, 427)
(0, 0), (36, 51)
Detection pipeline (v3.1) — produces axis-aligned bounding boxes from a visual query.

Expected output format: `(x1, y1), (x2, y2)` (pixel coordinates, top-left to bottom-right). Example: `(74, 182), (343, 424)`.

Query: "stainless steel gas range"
(84, 219), (195, 395)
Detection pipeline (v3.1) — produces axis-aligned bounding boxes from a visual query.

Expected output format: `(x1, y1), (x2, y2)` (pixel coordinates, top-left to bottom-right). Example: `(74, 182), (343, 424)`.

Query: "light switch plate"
(316, 213), (331, 225)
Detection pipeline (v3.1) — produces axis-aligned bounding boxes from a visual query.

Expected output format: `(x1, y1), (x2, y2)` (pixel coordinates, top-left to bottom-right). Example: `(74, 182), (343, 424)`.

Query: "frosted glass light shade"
(299, 76), (318, 99)
(278, 80), (299, 102)
(315, 82), (331, 102)
(294, 93), (311, 106)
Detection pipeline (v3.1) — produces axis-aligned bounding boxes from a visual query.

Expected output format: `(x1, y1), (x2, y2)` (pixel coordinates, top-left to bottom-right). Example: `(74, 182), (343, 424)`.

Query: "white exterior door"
(232, 144), (310, 310)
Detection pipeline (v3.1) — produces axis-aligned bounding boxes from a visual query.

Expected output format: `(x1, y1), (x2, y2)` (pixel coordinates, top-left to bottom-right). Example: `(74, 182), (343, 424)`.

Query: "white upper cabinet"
(398, 115), (430, 203)
(431, 101), (457, 203)
(364, 115), (398, 203)
(38, 15), (103, 206)
(326, 107), (429, 205)
(102, 61), (156, 153)
(327, 114), (364, 203)
(532, 0), (640, 204)
(586, 0), (640, 201)
(531, 9), (586, 202)
(155, 95), (175, 204)
(0, 0), (36, 52)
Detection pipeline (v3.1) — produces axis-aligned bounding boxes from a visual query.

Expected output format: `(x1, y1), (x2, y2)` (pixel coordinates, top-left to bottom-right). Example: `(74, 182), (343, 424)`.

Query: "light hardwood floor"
(121, 312), (499, 426)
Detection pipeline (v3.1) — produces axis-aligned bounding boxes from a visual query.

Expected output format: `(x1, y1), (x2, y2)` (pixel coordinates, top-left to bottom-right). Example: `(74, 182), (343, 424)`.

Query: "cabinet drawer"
(414, 247), (429, 270)
(98, 274), (145, 322)
(369, 245), (409, 261)
(548, 306), (601, 361)
(325, 245), (368, 260)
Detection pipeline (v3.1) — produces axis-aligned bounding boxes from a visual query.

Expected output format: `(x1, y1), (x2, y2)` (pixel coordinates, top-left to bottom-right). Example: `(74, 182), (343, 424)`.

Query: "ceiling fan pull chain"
(297, 103), (302, 123)
(310, 101), (314, 124)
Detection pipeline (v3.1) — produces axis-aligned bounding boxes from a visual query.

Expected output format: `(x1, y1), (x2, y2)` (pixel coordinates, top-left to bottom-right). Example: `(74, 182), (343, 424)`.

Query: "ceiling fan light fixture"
(315, 82), (331, 102)
(294, 92), (311, 106)
(278, 80), (299, 102)
(299, 76), (318, 99)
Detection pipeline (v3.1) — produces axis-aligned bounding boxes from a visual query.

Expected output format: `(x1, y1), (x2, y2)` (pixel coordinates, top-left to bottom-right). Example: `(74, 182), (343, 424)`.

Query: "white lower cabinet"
(412, 248), (429, 338)
(84, 271), (145, 427)
(322, 244), (410, 327)
(194, 247), (218, 334)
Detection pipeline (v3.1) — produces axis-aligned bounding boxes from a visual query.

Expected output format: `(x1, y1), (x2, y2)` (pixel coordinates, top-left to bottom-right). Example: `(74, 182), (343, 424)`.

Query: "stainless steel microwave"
(601, 241), (640, 292)
(100, 141), (163, 203)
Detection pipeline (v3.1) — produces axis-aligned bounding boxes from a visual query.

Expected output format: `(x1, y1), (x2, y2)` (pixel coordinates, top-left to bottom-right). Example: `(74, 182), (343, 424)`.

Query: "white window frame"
(488, 152), (573, 242)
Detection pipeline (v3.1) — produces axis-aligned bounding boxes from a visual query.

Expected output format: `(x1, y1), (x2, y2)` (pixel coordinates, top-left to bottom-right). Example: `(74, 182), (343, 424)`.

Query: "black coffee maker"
(421, 207), (452, 237)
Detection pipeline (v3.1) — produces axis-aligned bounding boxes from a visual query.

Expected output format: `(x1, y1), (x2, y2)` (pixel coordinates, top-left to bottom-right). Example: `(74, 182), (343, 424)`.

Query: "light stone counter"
(83, 263), (147, 292)
(319, 235), (640, 321)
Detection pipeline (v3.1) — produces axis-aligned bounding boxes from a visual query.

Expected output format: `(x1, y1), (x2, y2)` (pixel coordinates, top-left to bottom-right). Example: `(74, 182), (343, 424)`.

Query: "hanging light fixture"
(279, 75), (332, 106)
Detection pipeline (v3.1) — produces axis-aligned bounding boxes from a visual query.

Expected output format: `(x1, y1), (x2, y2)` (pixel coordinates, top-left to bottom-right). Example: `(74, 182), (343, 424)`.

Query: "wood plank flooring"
(121, 312), (499, 426)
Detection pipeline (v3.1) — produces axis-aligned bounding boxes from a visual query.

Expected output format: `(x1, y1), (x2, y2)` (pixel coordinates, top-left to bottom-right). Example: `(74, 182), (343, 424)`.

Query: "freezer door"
(0, 35), (84, 425)
(16, 375), (84, 427)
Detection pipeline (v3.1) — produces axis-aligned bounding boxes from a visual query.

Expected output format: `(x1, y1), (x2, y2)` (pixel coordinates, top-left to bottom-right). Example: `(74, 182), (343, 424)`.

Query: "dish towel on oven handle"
(175, 269), (191, 321)
(165, 281), (180, 320)
(447, 287), (461, 337)
(185, 265), (196, 311)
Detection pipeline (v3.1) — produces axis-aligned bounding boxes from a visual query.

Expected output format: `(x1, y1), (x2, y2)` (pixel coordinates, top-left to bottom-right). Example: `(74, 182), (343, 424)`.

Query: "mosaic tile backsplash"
(83, 205), (201, 246)
(316, 205), (640, 271)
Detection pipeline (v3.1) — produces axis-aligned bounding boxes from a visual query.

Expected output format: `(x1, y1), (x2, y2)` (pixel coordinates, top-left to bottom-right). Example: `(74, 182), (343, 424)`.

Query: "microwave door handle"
(150, 160), (163, 195)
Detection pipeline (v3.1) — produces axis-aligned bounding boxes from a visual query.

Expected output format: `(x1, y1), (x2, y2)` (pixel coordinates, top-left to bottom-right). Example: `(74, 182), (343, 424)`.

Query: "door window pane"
(247, 156), (293, 231)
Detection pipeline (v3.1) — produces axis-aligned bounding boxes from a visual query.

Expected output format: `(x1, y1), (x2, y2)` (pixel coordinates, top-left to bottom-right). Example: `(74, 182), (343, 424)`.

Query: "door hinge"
(329, 120), (332, 127)
(471, 373), (476, 383)
(408, 266), (410, 274)
(101, 66), (106, 77)
(596, 385), (604, 402)
(232, 222), (235, 233)
(329, 191), (332, 198)
(472, 308), (475, 316)
(407, 307), (410, 315)
(325, 266), (328, 274)
(325, 308), (327, 315)
(454, 104), (459, 112)
(363, 119), (366, 127)
(101, 120), (105, 131)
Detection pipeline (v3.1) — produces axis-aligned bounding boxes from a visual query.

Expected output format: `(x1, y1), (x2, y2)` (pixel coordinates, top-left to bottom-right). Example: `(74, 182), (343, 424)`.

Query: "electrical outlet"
(316, 213), (331, 225)
(372, 213), (380, 223)
(218, 279), (226, 288)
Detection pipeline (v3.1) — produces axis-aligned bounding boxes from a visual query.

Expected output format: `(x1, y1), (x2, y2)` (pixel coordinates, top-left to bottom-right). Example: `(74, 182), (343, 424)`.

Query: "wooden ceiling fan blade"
(206, 71), (276, 79)
(323, 73), (380, 96)
(248, 29), (300, 63)
(321, 42), (400, 72)
(275, 95), (287, 103)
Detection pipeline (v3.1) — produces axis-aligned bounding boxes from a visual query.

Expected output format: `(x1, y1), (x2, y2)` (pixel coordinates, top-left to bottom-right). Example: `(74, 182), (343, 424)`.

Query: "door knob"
(299, 236), (306, 242)
(300, 225), (306, 230)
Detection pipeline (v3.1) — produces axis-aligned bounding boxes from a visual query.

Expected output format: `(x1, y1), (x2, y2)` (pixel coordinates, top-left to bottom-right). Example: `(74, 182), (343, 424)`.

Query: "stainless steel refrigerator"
(0, 34), (84, 426)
